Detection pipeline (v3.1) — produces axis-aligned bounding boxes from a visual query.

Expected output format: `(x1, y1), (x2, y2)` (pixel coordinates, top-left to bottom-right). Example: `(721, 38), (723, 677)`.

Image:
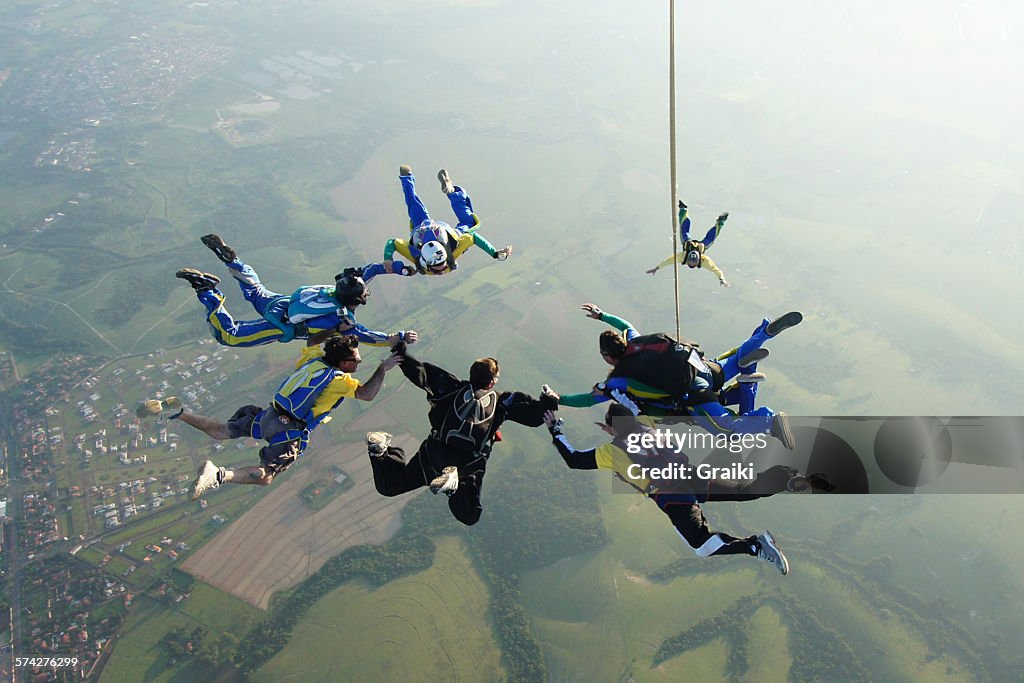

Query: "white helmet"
(420, 240), (448, 269)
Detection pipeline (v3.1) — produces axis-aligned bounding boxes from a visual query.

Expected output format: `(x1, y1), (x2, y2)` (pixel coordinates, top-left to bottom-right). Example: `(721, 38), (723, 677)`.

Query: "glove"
(540, 384), (560, 404)
(548, 417), (564, 436)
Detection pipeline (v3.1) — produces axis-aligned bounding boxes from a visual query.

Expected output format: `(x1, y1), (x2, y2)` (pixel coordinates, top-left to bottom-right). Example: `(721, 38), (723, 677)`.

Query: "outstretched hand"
(380, 352), (403, 371)
(580, 303), (603, 320)
(646, 267), (658, 275)
(403, 330), (419, 344)
(719, 278), (731, 288)
(495, 246), (513, 261)
(543, 410), (564, 435)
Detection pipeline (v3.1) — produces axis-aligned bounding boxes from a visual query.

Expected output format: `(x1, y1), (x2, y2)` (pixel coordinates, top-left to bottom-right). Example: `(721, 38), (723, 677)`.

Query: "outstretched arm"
(580, 303), (638, 340)
(499, 389), (560, 428)
(384, 238), (414, 263)
(647, 252), (684, 274)
(700, 254), (729, 287)
(544, 411), (599, 470)
(354, 352), (402, 402)
(398, 351), (462, 398)
(362, 260), (414, 280)
(470, 231), (512, 260)
(334, 321), (400, 346)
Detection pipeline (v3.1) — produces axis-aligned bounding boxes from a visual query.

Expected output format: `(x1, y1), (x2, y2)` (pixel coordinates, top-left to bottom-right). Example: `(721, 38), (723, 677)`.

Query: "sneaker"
(191, 460), (222, 500)
(805, 473), (838, 493)
(738, 348), (769, 368)
(737, 372), (766, 383)
(200, 234), (236, 264)
(399, 164), (413, 177)
(770, 412), (797, 450)
(429, 466), (459, 496)
(366, 431), (392, 457)
(755, 531), (789, 575)
(175, 268), (220, 292)
(437, 168), (454, 195)
(764, 311), (803, 337)
(786, 475), (810, 492)
(135, 397), (183, 420)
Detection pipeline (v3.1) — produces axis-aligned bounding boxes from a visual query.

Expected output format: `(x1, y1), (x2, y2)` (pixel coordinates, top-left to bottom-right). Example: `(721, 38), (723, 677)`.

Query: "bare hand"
(580, 303), (602, 320)
(543, 410), (557, 427)
(404, 330), (419, 344)
(380, 353), (403, 371)
(495, 246), (513, 261)
(719, 279), (731, 288)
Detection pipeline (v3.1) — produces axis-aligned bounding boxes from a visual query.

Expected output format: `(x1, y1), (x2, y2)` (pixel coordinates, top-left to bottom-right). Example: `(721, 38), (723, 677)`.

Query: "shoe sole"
(773, 412), (797, 450)
(738, 348), (769, 368)
(200, 234), (236, 263)
(175, 268), (220, 287)
(191, 462), (218, 500)
(437, 169), (454, 194)
(761, 531), (790, 575)
(765, 311), (803, 337)
(429, 467), (458, 495)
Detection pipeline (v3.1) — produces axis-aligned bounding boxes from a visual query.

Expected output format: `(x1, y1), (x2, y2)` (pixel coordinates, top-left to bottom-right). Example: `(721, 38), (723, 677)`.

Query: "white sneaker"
(366, 431), (392, 457)
(136, 397), (182, 419)
(191, 460), (222, 500)
(429, 466), (459, 496)
(737, 372), (767, 383)
(755, 531), (789, 575)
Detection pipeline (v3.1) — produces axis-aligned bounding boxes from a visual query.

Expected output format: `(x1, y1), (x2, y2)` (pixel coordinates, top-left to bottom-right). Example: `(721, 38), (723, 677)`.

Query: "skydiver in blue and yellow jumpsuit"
(137, 335), (403, 499)
(382, 166), (512, 276)
(175, 234), (417, 348)
(647, 201), (731, 287)
(543, 304), (802, 449)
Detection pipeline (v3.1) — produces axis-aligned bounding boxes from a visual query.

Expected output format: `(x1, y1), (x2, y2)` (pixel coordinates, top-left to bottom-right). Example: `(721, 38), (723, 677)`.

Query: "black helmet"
(334, 268), (368, 306)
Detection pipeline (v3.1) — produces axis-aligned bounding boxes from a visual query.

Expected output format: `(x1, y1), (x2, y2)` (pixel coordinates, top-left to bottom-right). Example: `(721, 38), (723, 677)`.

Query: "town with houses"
(0, 339), (267, 679)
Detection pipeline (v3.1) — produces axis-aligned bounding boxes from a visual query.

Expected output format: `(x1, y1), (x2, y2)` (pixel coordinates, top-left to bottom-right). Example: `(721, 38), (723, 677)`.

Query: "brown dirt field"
(180, 433), (420, 609)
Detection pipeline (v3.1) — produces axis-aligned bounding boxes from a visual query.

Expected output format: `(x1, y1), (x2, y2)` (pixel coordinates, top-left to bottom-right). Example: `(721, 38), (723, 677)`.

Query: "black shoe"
(770, 412), (797, 450)
(176, 268), (220, 292)
(806, 473), (837, 493)
(200, 234), (236, 264)
(764, 311), (803, 337)
(738, 348), (769, 368)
